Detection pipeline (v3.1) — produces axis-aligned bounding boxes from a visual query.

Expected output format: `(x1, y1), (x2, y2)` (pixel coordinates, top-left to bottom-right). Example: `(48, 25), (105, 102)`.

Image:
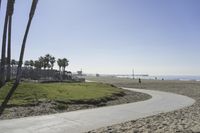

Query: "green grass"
(0, 82), (123, 106)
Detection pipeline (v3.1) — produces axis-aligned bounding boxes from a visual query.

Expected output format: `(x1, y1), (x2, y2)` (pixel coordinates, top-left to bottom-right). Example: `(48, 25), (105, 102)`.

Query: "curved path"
(0, 88), (195, 133)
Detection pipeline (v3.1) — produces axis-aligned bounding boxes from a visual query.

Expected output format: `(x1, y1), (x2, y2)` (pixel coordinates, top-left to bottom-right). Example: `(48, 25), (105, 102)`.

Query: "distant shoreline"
(86, 74), (200, 81)
(115, 75), (200, 81)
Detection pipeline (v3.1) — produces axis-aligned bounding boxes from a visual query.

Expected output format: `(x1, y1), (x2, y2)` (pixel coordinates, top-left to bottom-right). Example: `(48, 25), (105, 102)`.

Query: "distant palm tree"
(39, 56), (44, 69)
(44, 54), (51, 70)
(29, 60), (34, 68)
(11, 59), (16, 78)
(24, 60), (30, 78)
(34, 60), (42, 69)
(11, 59), (16, 67)
(57, 58), (62, 74)
(24, 60), (30, 68)
(62, 58), (69, 76)
(49, 56), (55, 70)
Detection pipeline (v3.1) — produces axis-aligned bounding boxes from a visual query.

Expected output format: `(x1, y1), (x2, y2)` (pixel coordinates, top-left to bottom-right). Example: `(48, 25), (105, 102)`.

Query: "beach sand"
(86, 76), (200, 133)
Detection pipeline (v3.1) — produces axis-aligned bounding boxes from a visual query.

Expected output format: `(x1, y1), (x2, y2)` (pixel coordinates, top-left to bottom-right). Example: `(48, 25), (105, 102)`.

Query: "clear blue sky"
(0, 0), (200, 75)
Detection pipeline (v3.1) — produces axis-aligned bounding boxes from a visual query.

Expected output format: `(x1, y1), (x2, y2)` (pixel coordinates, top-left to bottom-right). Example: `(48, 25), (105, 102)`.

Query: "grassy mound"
(0, 82), (123, 106)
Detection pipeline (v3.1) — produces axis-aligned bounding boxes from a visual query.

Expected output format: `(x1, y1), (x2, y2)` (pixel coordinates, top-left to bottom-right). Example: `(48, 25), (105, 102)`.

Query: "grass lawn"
(0, 82), (123, 106)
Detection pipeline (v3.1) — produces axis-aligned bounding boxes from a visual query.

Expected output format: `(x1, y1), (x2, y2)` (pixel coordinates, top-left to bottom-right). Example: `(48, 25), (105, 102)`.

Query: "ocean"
(116, 75), (200, 81)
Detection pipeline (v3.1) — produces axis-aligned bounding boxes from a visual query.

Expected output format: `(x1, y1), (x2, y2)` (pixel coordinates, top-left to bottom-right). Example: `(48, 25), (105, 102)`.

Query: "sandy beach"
(86, 76), (200, 133)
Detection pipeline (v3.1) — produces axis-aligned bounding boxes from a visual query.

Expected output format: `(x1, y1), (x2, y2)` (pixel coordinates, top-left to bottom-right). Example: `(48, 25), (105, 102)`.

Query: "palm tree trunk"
(0, 1), (9, 87)
(15, 0), (38, 84)
(6, 16), (12, 82)
(0, 0), (2, 10)
(63, 67), (66, 79)
(59, 67), (61, 80)
(0, 0), (38, 116)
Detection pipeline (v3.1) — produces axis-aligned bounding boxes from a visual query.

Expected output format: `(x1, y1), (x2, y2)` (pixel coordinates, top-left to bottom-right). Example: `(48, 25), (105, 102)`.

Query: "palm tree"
(62, 58), (69, 76)
(0, 0), (2, 11)
(6, 0), (15, 82)
(30, 60), (34, 68)
(0, 0), (10, 87)
(45, 54), (51, 70)
(11, 59), (16, 78)
(34, 60), (42, 69)
(11, 59), (16, 67)
(57, 58), (63, 80)
(6, 17), (12, 81)
(49, 56), (55, 70)
(24, 60), (30, 78)
(24, 60), (30, 68)
(39, 55), (49, 70)
(39, 56), (44, 69)
(57, 58), (62, 74)
(0, 0), (39, 116)
(15, 0), (38, 84)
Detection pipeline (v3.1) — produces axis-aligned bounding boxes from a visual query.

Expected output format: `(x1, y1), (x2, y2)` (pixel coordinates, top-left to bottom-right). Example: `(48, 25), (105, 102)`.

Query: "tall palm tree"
(11, 59), (16, 67)
(44, 54), (51, 70)
(24, 60), (30, 68)
(29, 60), (34, 68)
(24, 60), (30, 78)
(57, 58), (62, 80)
(0, 0), (10, 87)
(0, 0), (2, 11)
(57, 58), (62, 74)
(0, 0), (39, 116)
(34, 60), (42, 69)
(49, 56), (55, 70)
(6, 17), (12, 81)
(34, 60), (42, 79)
(62, 58), (69, 76)
(39, 56), (44, 69)
(6, 0), (15, 81)
(11, 59), (16, 78)
(15, 0), (38, 84)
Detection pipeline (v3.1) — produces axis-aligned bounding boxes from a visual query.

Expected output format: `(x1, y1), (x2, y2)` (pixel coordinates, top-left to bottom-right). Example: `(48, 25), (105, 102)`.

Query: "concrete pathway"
(0, 88), (195, 133)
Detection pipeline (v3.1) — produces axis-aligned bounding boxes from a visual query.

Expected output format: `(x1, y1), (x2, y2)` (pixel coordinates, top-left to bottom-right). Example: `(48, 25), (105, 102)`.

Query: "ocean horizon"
(116, 75), (200, 81)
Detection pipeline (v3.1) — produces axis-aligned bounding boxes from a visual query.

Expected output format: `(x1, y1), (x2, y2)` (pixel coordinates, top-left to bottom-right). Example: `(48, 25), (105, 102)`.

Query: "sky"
(0, 0), (200, 75)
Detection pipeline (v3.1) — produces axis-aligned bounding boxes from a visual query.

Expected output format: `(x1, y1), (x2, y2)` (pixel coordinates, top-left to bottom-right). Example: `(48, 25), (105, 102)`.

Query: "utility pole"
(132, 68), (135, 79)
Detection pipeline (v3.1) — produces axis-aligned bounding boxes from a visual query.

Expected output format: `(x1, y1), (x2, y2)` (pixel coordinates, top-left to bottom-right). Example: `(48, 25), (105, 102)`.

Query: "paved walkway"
(0, 88), (195, 133)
